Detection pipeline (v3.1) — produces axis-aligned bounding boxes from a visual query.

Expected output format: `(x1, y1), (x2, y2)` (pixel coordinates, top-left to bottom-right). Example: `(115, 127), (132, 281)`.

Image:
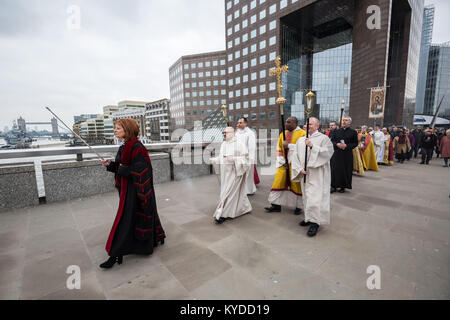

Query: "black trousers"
(421, 148), (433, 163)
(413, 144), (420, 158)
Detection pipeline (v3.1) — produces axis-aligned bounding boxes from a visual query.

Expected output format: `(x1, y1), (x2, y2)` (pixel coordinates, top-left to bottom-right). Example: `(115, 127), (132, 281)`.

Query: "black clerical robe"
(330, 127), (358, 189)
(105, 139), (166, 257)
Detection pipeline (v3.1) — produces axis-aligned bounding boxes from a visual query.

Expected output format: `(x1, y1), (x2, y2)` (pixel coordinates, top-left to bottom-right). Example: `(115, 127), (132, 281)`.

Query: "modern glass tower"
(415, 5), (435, 114)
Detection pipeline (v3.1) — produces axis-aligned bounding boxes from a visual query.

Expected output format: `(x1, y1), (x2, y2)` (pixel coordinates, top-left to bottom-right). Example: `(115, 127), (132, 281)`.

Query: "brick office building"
(171, 0), (424, 130)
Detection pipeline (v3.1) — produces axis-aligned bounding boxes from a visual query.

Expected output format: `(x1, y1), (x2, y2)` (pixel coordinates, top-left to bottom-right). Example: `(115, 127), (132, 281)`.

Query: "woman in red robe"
(100, 118), (166, 269)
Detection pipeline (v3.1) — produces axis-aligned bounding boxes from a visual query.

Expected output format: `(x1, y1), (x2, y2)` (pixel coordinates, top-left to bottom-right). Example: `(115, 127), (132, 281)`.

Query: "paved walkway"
(1, 157), (449, 299)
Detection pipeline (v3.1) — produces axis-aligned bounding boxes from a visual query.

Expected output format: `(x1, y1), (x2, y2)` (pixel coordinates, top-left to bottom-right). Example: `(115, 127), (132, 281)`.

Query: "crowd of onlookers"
(315, 123), (450, 167)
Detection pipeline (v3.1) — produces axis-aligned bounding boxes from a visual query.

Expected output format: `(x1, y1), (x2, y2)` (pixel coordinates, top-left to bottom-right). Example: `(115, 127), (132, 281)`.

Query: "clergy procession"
(97, 56), (449, 270)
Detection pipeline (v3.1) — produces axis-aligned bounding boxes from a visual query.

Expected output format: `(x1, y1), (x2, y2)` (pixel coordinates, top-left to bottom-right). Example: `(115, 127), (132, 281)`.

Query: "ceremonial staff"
(44, 107), (105, 161)
(304, 91), (315, 183)
(221, 104), (230, 126)
(339, 99), (345, 128)
(270, 56), (290, 187)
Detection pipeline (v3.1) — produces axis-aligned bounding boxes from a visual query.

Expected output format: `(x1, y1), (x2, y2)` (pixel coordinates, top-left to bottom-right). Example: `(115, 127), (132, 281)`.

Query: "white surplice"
(235, 127), (257, 195)
(211, 137), (252, 220)
(291, 131), (334, 225)
(373, 130), (386, 163)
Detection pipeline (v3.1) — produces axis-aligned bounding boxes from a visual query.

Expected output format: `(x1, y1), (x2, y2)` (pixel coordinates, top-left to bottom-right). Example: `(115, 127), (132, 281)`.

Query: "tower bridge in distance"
(17, 116), (59, 137)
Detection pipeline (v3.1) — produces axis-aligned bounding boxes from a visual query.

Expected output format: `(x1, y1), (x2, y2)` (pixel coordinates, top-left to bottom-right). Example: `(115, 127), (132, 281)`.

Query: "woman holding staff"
(99, 118), (166, 269)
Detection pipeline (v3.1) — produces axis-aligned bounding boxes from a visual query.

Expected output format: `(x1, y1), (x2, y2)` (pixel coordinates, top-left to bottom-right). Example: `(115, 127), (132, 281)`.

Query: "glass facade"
(424, 42), (450, 117)
(415, 5), (435, 114)
(280, 0), (353, 125)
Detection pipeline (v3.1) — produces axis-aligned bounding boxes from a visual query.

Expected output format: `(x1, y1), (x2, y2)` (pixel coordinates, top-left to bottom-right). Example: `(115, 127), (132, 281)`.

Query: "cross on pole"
(269, 56), (289, 115)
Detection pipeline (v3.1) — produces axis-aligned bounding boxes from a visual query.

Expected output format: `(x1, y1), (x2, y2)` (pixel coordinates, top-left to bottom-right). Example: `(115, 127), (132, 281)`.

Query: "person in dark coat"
(330, 116), (358, 193)
(412, 127), (424, 158)
(420, 128), (437, 165)
(100, 118), (166, 269)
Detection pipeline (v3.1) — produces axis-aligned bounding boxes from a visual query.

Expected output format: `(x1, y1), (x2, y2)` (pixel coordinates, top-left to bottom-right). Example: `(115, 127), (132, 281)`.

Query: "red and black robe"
(105, 139), (165, 256)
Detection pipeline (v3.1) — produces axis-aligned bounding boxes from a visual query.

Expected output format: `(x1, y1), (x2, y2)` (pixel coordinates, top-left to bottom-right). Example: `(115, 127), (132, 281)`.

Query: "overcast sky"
(0, 0), (449, 131)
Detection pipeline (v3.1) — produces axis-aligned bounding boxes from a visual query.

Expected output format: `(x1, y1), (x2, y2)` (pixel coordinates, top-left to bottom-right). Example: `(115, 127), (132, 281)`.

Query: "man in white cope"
(373, 125), (386, 165)
(211, 127), (252, 224)
(291, 117), (334, 237)
(235, 117), (257, 195)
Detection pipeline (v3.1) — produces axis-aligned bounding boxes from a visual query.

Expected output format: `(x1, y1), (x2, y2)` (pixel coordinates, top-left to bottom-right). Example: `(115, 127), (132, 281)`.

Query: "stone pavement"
(1, 157), (449, 300)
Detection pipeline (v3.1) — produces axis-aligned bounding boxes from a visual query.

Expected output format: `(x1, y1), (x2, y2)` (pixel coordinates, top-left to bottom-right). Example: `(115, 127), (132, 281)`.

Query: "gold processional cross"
(269, 56), (289, 116)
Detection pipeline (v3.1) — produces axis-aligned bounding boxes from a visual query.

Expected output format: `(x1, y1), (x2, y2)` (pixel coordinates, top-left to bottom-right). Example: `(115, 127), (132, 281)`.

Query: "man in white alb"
(291, 117), (334, 237)
(211, 127), (252, 224)
(235, 117), (257, 195)
(373, 125), (386, 164)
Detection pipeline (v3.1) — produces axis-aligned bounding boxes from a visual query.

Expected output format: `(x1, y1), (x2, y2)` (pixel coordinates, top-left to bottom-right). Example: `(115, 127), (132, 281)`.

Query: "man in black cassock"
(330, 116), (358, 193)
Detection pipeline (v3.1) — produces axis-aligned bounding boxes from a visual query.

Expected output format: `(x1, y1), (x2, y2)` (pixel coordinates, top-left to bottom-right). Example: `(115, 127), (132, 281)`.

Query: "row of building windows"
(185, 99), (227, 107)
(186, 90), (227, 97)
(227, 53), (276, 75)
(228, 97), (276, 110)
(226, 0), (296, 13)
(228, 82), (276, 97)
(184, 70), (226, 79)
(184, 80), (227, 88)
(184, 59), (226, 70)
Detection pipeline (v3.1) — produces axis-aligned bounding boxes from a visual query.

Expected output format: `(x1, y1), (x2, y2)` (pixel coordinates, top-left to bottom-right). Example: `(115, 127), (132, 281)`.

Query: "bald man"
(211, 127), (252, 224)
(292, 117), (334, 237)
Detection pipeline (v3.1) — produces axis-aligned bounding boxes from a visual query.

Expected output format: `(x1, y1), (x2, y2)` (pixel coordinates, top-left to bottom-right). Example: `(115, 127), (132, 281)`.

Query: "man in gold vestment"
(358, 126), (379, 171)
(265, 117), (306, 215)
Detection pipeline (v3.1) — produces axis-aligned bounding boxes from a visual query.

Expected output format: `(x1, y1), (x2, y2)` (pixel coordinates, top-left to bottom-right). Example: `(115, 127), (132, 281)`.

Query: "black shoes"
(299, 220), (311, 227)
(330, 187), (337, 194)
(294, 208), (303, 215)
(420, 161), (425, 164)
(264, 204), (281, 212)
(215, 217), (226, 224)
(338, 188), (345, 193)
(307, 223), (320, 237)
(99, 255), (123, 269)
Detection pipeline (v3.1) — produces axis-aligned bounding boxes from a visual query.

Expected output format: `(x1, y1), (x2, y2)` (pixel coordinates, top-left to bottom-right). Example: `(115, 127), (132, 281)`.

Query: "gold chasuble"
(352, 147), (365, 175)
(271, 128), (306, 195)
(358, 133), (379, 171)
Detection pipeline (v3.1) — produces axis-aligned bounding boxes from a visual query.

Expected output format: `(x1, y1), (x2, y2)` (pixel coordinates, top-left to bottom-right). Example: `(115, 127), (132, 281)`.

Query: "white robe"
(373, 130), (386, 163)
(235, 127), (257, 195)
(211, 137), (252, 219)
(291, 131), (334, 225)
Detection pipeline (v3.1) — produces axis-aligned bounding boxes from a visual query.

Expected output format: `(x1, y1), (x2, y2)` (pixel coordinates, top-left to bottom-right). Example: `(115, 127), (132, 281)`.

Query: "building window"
(235, 51), (240, 59)
(251, 100), (257, 107)
(243, 76), (249, 83)
(269, 36), (276, 46)
(260, 25), (266, 35)
(235, 63), (241, 71)
(242, 33), (248, 42)
(269, 97), (276, 105)
(236, 102), (241, 109)
(213, 60), (218, 66)
(228, 53), (233, 62)
(260, 9), (266, 20)
(228, 66), (234, 74)
(251, 72), (257, 80)
(242, 19), (248, 29)
(260, 112), (266, 120)
(250, 0), (256, 9)
(260, 84), (266, 92)
(251, 113), (257, 121)
(260, 70), (266, 78)
(269, 82), (276, 90)
(280, 0), (287, 9)
(220, 59), (226, 65)
(234, 23), (240, 32)
(184, 64), (189, 70)
(260, 55), (266, 64)
(269, 4), (276, 14)
(235, 77), (241, 85)
(227, 1), (232, 10)
(251, 44), (257, 53)
(242, 5), (248, 14)
(251, 58), (257, 66)
(228, 79), (234, 86)
(251, 29), (257, 39)
(191, 63), (196, 68)
(260, 40), (266, 49)
(251, 86), (257, 94)
(228, 28), (233, 36)
(243, 87), (249, 95)
(269, 111), (275, 119)
(269, 51), (276, 61)
(243, 47), (248, 56)
(251, 14), (257, 24)
(228, 41), (233, 49)
(234, 10), (240, 19)
(243, 61), (248, 69)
